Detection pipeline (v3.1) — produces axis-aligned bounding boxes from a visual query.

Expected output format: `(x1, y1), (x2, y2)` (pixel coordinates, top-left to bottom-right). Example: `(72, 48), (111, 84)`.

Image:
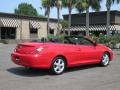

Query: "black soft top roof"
(64, 35), (84, 38)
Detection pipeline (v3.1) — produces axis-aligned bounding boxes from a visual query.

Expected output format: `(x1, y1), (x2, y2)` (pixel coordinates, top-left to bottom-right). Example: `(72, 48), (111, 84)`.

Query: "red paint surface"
(11, 38), (113, 69)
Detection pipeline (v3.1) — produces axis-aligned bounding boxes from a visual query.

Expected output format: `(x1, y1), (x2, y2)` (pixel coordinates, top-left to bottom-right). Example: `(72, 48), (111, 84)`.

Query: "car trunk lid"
(15, 42), (44, 54)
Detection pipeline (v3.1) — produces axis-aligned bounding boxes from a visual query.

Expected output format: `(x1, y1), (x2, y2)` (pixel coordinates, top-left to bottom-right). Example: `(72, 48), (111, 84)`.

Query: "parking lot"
(0, 44), (120, 90)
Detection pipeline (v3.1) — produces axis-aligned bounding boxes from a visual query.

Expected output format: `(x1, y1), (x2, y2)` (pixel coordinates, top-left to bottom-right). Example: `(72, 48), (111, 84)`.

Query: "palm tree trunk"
(57, 7), (60, 36)
(68, 7), (72, 36)
(47, 7), (50, 37)
(0, 28), (0, 39)
(106, 6), (110, 36)
(86, 8), (89, 36)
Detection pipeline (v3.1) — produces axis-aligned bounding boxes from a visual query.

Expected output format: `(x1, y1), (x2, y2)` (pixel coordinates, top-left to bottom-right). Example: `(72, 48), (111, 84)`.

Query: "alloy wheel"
(101, 53), (110, 66)
(51, 57), (66, 75)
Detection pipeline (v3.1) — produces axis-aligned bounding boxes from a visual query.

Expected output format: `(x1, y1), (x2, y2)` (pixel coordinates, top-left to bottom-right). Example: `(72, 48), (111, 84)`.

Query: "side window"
(78, 38), (93, 46)
(64, 37), (94, 45)
(64, 38), (78, 45)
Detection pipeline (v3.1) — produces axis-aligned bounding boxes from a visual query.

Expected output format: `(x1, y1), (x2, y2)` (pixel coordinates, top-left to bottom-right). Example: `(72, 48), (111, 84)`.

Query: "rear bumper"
(11, 52), (50, 69)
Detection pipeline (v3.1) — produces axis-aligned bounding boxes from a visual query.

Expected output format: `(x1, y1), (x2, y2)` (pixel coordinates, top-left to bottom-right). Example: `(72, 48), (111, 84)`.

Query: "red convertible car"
(11, 36), (113, 75)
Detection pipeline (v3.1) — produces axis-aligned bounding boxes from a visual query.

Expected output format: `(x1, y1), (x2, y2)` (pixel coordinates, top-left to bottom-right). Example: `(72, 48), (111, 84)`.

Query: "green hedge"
(0, 40), (8, 44)
(47, 34), (120, 49)
(90, 34), (120, 49)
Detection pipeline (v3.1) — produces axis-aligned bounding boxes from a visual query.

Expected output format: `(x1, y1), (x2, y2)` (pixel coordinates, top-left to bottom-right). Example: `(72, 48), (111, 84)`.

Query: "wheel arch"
(49, 55), (68, 75)
(52, 55), (68, 67)
(104, 51), (111, 60)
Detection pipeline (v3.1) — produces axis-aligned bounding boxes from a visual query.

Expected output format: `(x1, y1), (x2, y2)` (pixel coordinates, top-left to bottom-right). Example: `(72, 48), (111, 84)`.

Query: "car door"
(77, 37), (100, 64)
(64, 37), (84, 66)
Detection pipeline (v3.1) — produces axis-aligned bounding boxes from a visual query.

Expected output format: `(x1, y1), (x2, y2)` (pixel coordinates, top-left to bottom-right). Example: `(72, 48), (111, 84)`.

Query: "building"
(63, 10), (120, 36)
(0, 12), (59, 42)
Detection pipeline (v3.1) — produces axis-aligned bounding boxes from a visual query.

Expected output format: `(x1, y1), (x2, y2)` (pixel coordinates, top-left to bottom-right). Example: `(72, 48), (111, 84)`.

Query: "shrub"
(90, 34), (120, 49)
(48, 34), (65, 43)
(47, 34), (120, 49)
(0, 40), (8, 44)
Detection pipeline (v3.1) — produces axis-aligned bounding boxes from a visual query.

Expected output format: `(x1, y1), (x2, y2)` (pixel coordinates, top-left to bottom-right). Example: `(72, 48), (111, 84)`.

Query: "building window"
(1, 27), (16, 39)
(30, 28), (38, 39)
(50, 29), (54, 34)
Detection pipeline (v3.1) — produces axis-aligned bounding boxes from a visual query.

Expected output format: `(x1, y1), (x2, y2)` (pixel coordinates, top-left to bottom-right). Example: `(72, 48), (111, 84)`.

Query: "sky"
(0, 0), (119, 19)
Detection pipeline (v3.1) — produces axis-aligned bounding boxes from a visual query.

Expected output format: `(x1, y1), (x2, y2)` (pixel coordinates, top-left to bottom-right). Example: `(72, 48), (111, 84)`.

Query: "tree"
(60, 19), (68, 28)
(62, 0), (78, 36)
(60, 19), (68, 34)
(76, 0), (101, 36)
(106, 0), (120, 35)
(41, 0), (54, 37)
(15, 3), (38, 16)
(55, 0), (62, 36)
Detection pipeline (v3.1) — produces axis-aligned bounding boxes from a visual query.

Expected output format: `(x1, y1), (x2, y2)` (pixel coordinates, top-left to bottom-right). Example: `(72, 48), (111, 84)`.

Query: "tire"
(101, 53), (110, 66)
(50, 57), (66, 75)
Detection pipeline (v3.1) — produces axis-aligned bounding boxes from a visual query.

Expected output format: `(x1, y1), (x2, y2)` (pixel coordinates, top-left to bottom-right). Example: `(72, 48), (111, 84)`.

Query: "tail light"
(14, 44), (45, 55)
(14, 44), (24, 52)
(30, 47), (44, 54)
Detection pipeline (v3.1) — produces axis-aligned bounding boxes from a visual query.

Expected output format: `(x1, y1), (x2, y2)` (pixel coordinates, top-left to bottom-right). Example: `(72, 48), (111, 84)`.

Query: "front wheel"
(50, 57), (66, 75)
(101, 53), (110, 66)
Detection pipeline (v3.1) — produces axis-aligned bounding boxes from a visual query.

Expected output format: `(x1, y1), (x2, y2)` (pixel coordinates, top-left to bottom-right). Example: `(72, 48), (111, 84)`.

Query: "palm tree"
(55, 0), (62, 36)
(41, 0), (54, 37)
(76, 0), (101, 36)
(106, 0), (120, 35)
(62, 0), (78, 36)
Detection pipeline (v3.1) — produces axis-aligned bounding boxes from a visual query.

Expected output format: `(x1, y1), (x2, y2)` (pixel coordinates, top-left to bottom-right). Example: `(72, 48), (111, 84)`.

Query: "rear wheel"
(50, 57), (66, 75)
(101, 53), (110, 66)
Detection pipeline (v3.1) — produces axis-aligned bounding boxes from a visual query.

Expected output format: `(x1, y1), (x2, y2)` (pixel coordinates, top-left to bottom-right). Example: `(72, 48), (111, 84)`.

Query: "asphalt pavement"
(0, 44), (120, 90)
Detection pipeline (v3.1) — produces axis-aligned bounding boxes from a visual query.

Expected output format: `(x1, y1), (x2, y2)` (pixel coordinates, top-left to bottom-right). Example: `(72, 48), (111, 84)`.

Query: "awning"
(114, 25), (120, 31)
(64, 25), (119, 31)
(30, 21), (41, 29)
(0, 18), (20, 27)
(49, 23), (58, 29)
